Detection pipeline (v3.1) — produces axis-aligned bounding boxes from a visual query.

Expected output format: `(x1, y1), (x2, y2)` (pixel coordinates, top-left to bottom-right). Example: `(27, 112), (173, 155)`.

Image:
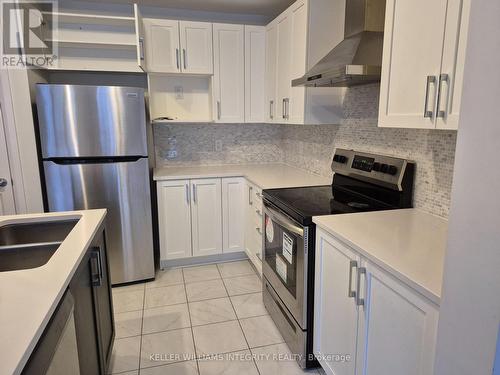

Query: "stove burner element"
(347, 202), (371, 209)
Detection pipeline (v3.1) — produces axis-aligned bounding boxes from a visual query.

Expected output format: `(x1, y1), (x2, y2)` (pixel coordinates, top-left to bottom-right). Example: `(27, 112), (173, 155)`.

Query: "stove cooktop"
(263, 185), (391, 225)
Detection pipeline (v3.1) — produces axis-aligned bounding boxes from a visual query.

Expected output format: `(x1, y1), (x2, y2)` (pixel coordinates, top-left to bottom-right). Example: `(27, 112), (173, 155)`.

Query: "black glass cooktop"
(263, 185), (392, 225)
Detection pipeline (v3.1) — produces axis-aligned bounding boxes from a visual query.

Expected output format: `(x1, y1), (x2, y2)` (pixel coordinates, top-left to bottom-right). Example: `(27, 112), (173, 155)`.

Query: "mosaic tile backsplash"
(154, 84), (457, 218)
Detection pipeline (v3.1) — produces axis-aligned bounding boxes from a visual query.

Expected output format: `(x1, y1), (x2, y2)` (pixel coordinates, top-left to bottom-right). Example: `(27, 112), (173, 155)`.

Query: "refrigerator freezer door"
(44, 158), (154, 284)
(36, 85), (148, 158)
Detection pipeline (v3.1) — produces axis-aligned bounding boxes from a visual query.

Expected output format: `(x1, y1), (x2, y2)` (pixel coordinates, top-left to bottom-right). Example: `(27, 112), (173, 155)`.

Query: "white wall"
(433, 1), (500, 374)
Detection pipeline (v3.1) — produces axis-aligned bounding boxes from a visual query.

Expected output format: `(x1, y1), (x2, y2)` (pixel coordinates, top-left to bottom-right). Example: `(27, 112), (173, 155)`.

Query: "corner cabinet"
(378, 0), (471, 130)
(158, 178), (248, 262)
(314, 229), (439, 375)
(213, 23), (245, 123)
(266, 0), (345, 125)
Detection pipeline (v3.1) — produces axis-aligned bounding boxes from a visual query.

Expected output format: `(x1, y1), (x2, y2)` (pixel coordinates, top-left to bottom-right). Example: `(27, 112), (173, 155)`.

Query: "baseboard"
(160, 251), (248, 269)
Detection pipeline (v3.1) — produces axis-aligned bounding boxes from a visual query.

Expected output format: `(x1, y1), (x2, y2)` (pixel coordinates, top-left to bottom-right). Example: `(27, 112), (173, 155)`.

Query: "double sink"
(0, 219), (78, 272)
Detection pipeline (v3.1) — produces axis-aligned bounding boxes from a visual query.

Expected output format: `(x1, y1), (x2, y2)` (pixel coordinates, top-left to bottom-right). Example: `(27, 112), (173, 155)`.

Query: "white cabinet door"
(436, 0), (471, 130)
(275, 12), (292, 123)
(180, 21), (213, 75)
(314, 230), (360, 375)
(213, 23), (245, 123)
(378, 0), (449, 129)
(358, 261), (439, 375)
(191, 178), (223, 257)
(144, 19), (181, 73)
(288, 0), (307, 124)
(265, 21), (278, 123)
(0, 106), (15, 215)
(222, 178), (245, 253)
(244, 26), (266, 123)
(157, 180), (192, 260)
(134, 4), (146, 71)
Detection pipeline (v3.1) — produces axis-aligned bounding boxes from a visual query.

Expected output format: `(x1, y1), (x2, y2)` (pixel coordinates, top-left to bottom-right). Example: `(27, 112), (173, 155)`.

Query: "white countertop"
(313, 209), (448, 305)
(154, 163), (332, 189)
(0, 209), (107, 375)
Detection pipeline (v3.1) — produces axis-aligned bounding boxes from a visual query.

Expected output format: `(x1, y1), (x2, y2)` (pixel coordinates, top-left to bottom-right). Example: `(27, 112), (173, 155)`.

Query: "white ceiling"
(92, 0), (295, 17)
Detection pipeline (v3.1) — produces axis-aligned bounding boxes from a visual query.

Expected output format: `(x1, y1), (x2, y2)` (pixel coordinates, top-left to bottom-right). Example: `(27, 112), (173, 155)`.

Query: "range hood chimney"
(292, 0), (386, 88)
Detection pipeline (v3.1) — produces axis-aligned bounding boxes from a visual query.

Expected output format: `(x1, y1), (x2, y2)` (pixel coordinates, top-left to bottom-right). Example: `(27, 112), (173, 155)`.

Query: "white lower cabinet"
(157, 180), (192, 260)
(315, 228), (439, 375)
(244, 181), (263, 275)
(158, 177), (248, 263)
(190, 178), (222, 257)
(222, 178), (245, 253)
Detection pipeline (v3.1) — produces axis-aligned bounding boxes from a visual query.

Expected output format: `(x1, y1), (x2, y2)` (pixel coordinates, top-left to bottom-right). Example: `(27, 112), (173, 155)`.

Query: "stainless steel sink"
(0, 219), (78, 271)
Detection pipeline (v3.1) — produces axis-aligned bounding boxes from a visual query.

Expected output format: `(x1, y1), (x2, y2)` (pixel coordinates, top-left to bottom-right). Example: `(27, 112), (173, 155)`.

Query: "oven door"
(263, 200), (307, 329)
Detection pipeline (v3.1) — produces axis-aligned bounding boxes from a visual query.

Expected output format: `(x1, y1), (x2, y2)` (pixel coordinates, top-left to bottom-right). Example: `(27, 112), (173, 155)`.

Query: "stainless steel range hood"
(292, 0), (386, 88)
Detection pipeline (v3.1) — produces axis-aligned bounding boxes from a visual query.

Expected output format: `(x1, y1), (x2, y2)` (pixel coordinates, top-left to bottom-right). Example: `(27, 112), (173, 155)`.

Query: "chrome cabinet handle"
(185, 183), (190, 204)
(424, 75), (437, 118)
(255, 209), (262, 216)
(270, 100), (274, 120)
(249, 186), (253, 205)
(437, 73), (450, 118)
(217, 101), (221, 120)
(0, 178), (8, 188)
(282, 98), (286, 119)
(176, 48), (180, 69)
(139, 37), (145, 61)
(284, 98), (290, 119)
(348, 260), (358, 298)
(356, 267), (366, 306)
(192, 184), (197, 203)
(183, 49), (187, 69)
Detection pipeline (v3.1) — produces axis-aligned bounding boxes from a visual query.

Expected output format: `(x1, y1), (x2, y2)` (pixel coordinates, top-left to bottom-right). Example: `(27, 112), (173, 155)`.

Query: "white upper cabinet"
(267, 0), (345, 125)
(213, 23), (245, 123)
(379, 0), (470, 130)
(222, 178), (245, 253)
(143, 19), (213, 74)
(179, 21), (213, 75)
(144, 18), (181, 73)
(190, 178), (223, 257)
(244, 26), (266, 123)
(134, 4), (146, 71)
(265, 21), (278, 123)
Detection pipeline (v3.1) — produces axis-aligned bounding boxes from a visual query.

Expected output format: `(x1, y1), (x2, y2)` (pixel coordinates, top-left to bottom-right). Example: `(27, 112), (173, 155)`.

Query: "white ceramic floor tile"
(251, 343), (317, 375)
(193, 320), (248, 357)
(217, 261), (256, 278)
(107, 336), (141, 373)
(112, 289), (144, 313)
(140, 360), (199, 375)
(189, 297), (236, 326)
(185, 279), (228, 302)
(142, 304), (191, 334)
(198, 350), (258, 375)
(112, 283), (145, 294)
(183, 264), (221, 283)
(146, 268), (184, 289)
(140, 328), (195, 369)
(114, 310), (143, 339)
(144, 284), (187, 309)
(240, 315), (284, 348)
(230, 292), (268, 319)
(223, 274), (262, 296)
(112, 371), (138, 375)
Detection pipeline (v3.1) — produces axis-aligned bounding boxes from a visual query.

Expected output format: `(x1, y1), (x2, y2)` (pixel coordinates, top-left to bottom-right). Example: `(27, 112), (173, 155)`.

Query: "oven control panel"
(331, 149), (412, 190)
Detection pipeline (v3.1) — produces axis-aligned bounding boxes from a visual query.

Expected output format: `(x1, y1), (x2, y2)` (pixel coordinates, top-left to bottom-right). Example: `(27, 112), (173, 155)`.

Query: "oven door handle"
(264, 205), (304, 236)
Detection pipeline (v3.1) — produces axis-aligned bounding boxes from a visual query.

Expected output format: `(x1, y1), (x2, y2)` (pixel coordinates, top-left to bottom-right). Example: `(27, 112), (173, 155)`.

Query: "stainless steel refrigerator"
(36, 84), (155, 285)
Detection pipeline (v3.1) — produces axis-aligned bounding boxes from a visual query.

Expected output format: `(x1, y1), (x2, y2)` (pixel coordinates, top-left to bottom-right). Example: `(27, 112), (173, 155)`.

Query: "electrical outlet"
(174, 86), (184, 100)
(166, 150), (177, 159)
(215, 140), (223, 152)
